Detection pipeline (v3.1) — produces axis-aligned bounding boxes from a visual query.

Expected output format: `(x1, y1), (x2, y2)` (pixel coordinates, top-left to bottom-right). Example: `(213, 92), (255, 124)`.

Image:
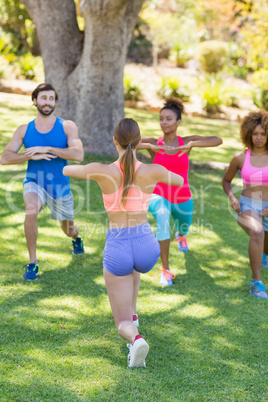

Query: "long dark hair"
(114, 118), (141, 205)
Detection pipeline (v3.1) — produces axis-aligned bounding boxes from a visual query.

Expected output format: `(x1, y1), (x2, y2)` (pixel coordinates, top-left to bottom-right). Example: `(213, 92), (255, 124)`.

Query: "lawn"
(0, 92), (267, 401)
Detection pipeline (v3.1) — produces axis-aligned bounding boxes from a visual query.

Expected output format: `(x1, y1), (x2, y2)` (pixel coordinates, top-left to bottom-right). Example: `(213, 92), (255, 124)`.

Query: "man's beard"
(36, 103), (55, 116)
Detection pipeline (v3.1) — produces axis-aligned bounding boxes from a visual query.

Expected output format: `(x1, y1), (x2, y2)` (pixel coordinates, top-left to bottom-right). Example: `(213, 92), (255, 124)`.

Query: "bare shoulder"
(136, 161), (165, 178)
(88, 161), (120, 177)
(63, 119), (79, 136)
(225, 150), (246, 173)
(15, 124), (28, 139)
(232, 150), (246, 164)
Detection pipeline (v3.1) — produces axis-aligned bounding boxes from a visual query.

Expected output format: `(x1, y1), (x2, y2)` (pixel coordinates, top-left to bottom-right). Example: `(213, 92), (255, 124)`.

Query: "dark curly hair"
(160, 97), (185, 120)
(240, 111), (268, 149)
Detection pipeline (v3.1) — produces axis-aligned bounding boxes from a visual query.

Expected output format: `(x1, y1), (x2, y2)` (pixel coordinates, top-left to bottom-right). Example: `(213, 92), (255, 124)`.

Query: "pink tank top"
(153, 136), (191, 203)
(241, 149), (268, 185)
(102, 161), (152, 212)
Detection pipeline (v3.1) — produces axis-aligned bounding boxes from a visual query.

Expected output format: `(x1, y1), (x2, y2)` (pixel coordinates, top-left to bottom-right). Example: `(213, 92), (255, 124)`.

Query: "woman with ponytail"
(138, 98), (222, 286)
(63, 118), (183, 368)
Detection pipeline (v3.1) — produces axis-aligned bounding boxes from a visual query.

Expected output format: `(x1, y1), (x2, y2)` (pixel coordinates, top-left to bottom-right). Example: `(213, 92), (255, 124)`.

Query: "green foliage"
(197, 41), (229, 74)
(197, 74), (249, 112)
(15, 53), (43, 80)
(0, 31), (17, 80)
(251, 69), (268, 88)
(157, 76), (190, 102)
(253, 89), (268, 111)
(0, 0), (37, 55)
(127, 18), (152, 65)
(169, 43), (195, 68)
(225, 42), (249, 80)
(229, 65), (249, 80)
(197, 74), (224, 113)
(251, 69), (268, 111)
(239, 0), (268, 70)
(141, 8), (198, 66)
(123, 75), (142, 101)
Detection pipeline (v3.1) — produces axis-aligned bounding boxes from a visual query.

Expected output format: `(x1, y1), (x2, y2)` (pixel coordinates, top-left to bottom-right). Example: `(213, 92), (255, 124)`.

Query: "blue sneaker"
(159, 268), (175, 286)
(22, 262), (39, 280)
(249, 280), (268, 300)
(174, 232), (189, 252)
(72, 237), (84, 254)
(262, 253), (268, 268)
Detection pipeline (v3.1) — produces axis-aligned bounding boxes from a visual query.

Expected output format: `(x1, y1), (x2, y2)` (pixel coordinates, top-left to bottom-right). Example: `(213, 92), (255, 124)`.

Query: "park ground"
(0, 92), (267, 401)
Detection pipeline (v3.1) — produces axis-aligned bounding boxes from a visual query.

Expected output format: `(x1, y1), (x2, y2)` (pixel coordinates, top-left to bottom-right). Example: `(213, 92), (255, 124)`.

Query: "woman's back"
(100, 161), (161, 228)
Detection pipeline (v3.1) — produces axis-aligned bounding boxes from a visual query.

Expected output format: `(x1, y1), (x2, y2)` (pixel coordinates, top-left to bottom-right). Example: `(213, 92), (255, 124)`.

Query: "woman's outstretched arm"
(63, 162), (106, 181)
(151, 164), (184, 188)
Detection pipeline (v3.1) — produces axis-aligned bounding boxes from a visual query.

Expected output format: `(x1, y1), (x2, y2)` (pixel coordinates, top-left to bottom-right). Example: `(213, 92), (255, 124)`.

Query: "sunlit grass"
(0, 92), (267, 401)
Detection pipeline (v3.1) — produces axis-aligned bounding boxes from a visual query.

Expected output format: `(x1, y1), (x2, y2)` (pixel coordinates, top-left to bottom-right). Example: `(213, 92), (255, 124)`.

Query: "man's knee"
(25, 203), (39, 217)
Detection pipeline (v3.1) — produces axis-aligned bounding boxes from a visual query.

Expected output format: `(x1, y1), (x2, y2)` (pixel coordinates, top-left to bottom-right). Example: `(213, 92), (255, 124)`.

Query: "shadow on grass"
(0, 98), (267, 399)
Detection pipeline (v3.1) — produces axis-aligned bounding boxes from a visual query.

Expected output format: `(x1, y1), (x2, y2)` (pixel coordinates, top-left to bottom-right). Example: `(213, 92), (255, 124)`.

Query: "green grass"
(0, 92), (267, 401)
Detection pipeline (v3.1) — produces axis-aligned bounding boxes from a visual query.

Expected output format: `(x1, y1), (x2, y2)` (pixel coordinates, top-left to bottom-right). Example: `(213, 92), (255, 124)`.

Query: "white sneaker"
(133, 314), (139, 327)
(159, 267), (174, 286)
(127, 336), (149, 368)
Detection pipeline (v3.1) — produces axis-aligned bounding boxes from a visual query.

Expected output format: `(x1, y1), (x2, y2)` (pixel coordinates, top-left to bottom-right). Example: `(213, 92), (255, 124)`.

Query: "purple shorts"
(103, 222), (160, 276)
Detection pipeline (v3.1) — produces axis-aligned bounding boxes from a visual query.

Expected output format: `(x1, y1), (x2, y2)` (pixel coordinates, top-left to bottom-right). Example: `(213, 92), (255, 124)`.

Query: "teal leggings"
(149, 194), (193, 241)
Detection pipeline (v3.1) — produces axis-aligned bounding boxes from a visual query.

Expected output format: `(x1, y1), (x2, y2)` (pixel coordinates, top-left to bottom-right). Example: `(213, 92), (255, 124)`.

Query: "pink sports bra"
(241, 149), (268, 185)
(102, 161), (152, 212)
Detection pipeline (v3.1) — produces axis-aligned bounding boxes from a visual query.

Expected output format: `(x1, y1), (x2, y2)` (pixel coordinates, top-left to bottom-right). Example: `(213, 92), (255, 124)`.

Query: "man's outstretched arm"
(1, 125), (57, 165)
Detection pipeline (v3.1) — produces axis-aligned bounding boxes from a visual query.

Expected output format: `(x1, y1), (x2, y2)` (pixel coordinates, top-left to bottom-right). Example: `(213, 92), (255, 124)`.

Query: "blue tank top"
(23, 117), (70, 198)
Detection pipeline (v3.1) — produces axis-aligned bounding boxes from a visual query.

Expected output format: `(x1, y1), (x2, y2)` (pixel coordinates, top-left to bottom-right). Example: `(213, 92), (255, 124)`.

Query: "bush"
(197, 41), (229, 74)
(169, 44), (194, 68)
(253, 88), (268, 111)
(157, 77), (190, 102)
(16, 53), (44, 80)
(251, 69), (268, 111)
(197, 74), (224, 114)
(251, 69), (268, 88)
(229, 64), (249, 80)
(123, 74), (142, 101)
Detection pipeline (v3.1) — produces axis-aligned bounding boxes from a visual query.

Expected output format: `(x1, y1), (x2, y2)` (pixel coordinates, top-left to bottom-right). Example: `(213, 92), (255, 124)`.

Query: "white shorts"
(23, 182), (74, 221)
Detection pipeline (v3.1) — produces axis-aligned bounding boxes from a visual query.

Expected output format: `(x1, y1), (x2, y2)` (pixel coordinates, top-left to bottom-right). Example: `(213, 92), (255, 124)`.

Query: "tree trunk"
(21, 0), (144, 155)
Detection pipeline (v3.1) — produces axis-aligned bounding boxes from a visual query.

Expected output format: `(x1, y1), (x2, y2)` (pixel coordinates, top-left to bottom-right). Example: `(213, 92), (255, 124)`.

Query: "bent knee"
(249, 227), (264, 240)
(25, 203), (39, 216)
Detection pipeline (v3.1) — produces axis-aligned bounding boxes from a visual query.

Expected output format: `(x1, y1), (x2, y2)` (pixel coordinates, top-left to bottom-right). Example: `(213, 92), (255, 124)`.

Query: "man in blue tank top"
(1, 83), (85, 280)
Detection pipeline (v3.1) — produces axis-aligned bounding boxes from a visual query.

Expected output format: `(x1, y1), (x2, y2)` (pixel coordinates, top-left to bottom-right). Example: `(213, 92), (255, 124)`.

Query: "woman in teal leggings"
(138, 98), (222, 286)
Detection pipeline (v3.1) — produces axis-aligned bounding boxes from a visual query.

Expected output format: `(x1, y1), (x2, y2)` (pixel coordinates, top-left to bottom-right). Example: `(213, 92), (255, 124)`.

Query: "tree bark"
(21, 0), (144, 155)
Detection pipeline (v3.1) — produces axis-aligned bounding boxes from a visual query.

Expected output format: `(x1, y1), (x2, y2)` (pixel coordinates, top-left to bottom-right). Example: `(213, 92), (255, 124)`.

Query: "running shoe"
(127, 335), (149, 368)
(159, 267), (175, 286)
(174, 232), (189, 252)
(249, 280), (268, 300)
(262, 253), (268, 268)
(133, 314), (139, 327)
(22, 262), (39, 280)
(72, 237), (84, 254)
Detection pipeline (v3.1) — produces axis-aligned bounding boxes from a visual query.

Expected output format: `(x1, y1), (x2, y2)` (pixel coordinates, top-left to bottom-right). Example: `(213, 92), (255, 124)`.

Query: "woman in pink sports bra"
(138, 98), (222, 286)
(222, 110), (268, 299)
(63, 118), (183, 367)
